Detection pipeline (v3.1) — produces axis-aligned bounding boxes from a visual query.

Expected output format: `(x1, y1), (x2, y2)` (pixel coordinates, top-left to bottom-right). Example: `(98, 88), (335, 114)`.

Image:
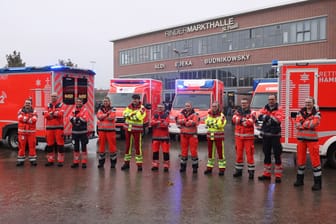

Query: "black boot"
(233, 169), (242, 177)
(110, 159), (117, 169)
(71, 163), (79, 168)
(204, 167), (212, 175)
(293, 174), (304, 187)
(97, 159), (105, 168)
(312, 176), (322, 191)
(179, 163), (186, 173)
(45, 162), (54, 167)
(192, 158), (199, 174)
(248, 170), (254, 180)
(16, 161), (24, 167)
(121, 162), (130, 171)
(110, 153), (117, 169)
(30, 161), (37, 166)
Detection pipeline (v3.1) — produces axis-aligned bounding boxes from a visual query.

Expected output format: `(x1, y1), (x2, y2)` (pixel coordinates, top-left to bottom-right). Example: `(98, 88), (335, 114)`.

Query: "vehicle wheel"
(327, 146), (336, 168)
(7, 130), (18, 149)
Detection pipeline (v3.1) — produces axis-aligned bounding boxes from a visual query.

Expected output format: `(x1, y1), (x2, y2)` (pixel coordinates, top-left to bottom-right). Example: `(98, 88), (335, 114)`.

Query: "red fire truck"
(278, 59), (336, 167)
(169, 79), (224, 136)
(0, 66), (96, 149)
(107, 79), (162, 137)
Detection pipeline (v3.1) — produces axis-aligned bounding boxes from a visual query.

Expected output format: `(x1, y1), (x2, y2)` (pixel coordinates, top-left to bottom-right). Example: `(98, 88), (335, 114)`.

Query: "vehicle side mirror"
(144, 103), (152, 110)
(290, 112), (298, 118)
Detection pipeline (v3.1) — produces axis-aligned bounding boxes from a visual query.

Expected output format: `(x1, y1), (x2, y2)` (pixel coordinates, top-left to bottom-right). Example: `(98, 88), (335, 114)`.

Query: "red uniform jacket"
(151, 110), (170, 140)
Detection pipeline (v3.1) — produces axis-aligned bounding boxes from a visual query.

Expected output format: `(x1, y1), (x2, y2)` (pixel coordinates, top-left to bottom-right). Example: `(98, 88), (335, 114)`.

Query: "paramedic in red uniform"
(232, 98), (256, 179)
(17, 99), (38, 166)
(176, 102), (199, 173)
(69, 98), (89, 168)
(257, 94), (283, 183)
(96, 97), (117, 169)
(43, 92), (65, 167)
(293, 97), (322, 191)
(121, 94), (146, 172)
(150, 104), (170, 172)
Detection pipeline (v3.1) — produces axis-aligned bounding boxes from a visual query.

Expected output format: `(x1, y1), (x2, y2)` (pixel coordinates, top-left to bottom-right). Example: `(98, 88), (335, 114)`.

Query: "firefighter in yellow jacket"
(204, 102), (227, 176)
(121, 94), (146, 171)
(293, 97), (322, 191)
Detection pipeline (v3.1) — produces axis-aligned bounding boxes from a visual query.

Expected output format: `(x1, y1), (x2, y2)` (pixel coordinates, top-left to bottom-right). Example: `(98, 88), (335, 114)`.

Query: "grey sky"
(0, 0), (304, 89)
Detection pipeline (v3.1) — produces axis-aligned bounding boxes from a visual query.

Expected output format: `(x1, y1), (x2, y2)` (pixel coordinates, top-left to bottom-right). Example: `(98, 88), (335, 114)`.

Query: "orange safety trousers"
(235, 137), (255, 166)
(98, 131), (116, 153)
(180, 134), (198, 158)
(152, 140), (169, 153)
(297, 140), (320, 168)
(18, 133), (36, 159)
(46, 129), (64, 163)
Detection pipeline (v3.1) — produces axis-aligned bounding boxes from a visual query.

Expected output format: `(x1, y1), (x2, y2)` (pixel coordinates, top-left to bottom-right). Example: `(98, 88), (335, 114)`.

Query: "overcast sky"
(0, 0), (304, 89)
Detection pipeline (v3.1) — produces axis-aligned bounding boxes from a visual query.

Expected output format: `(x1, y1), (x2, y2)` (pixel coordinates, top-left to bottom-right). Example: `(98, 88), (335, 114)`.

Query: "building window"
(118, 17), (327, 65)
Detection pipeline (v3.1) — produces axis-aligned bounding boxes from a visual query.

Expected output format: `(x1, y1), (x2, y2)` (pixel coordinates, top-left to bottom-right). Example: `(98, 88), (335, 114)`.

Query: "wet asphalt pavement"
(0, 124), (336, 224)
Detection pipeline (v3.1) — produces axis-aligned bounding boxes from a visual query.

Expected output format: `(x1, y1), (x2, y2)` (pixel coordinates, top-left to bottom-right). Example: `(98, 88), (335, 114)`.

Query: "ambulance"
(0, 66), (96, 149)
(107, 79), (162, 137)
(169, 79), (224, 135)
(250, 81), (278, 138)
(277, 59), (336, 168)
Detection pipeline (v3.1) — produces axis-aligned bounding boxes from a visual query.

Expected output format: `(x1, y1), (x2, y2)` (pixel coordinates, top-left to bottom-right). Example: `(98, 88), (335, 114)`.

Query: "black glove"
(154, 114), (159, 119)
(258, 114), (264, 121)
(264, 115), (270, 122)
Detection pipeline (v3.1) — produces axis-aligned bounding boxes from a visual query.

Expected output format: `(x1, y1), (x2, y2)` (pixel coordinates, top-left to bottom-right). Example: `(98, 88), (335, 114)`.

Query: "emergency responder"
(204, 102), (227, 176)
(176, 102), (199, 173)
(121, 94), (146, 171)
(257, 94), (283, 183)
(293, 97), (322, 191)
(151, 104), (170, 172)
(43, 92), (65, 167)
(16, 99), (38, 166)
(232, 98), (256, 179)
(69, 98), (89, 168)
(96, 97), (117, 169)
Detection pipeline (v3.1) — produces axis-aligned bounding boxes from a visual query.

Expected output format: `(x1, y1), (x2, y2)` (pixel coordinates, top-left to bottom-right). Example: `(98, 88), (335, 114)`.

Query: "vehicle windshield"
(172, 94), (211, 109)
(107, 93), (142, 107)
(250, 93), (277, 109)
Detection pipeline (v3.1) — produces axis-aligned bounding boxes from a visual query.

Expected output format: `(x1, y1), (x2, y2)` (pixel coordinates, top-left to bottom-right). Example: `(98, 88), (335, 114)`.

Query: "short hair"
(132, 94), (140, 100)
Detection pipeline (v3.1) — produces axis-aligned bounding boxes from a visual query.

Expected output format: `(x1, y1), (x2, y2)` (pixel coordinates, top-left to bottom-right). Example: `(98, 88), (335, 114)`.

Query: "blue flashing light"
(50, 65), (67, 70)
(176, 79), (214, 89)
(202, 80), (214, 88)
(272, 59), (278, 67)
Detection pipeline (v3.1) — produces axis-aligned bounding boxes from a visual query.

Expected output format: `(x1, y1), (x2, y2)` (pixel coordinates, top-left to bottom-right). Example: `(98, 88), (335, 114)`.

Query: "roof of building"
(110, 0), (307, 42)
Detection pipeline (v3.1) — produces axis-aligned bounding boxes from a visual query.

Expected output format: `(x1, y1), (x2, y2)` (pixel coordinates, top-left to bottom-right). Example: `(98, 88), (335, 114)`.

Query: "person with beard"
(16, 99), (38, 167)
(176, 102), (200, 173)
(293, 97), (322, 191)
(69, 98), (89, 168)
(43, 92), (65, 167)
(150, 104), (170, 172)
(257, 94), (283, 183)
(232, 98), (256, 179)
(96, 97), (117, 169)
(121, 94), (146, 171)
(203, 102), (227, 176)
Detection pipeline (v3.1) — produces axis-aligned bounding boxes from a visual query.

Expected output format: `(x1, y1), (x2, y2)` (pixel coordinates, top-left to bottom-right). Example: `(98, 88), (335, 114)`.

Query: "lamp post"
(173, 48), (188, 78)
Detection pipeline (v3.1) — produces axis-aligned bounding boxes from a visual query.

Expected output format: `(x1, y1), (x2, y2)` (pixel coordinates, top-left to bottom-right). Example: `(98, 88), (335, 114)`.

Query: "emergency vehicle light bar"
(176, 80), (214, 89)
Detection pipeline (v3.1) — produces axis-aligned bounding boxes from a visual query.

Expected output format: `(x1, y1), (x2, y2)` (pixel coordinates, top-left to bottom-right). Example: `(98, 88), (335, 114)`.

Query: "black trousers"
(262, 135), (282, 165)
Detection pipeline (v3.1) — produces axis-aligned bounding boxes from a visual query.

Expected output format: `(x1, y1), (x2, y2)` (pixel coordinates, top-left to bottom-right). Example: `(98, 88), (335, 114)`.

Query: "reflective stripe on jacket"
(18, 107), (37, 133)
(205, 110), (226, 140)
(97, 106), (116, 132)
(232, 108), (255, 139)
(176, 109), (199, 135)
(123, 103), (146, 132)
(151, 110), (170, 140)
(295, 107), (320, 141)
(44, 102), (64, 130)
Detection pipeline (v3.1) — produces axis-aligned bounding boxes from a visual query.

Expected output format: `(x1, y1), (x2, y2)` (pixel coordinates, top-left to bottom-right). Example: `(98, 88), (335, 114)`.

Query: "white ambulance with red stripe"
(0, 66), (96, 149)
(277, 59), (336, 168)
